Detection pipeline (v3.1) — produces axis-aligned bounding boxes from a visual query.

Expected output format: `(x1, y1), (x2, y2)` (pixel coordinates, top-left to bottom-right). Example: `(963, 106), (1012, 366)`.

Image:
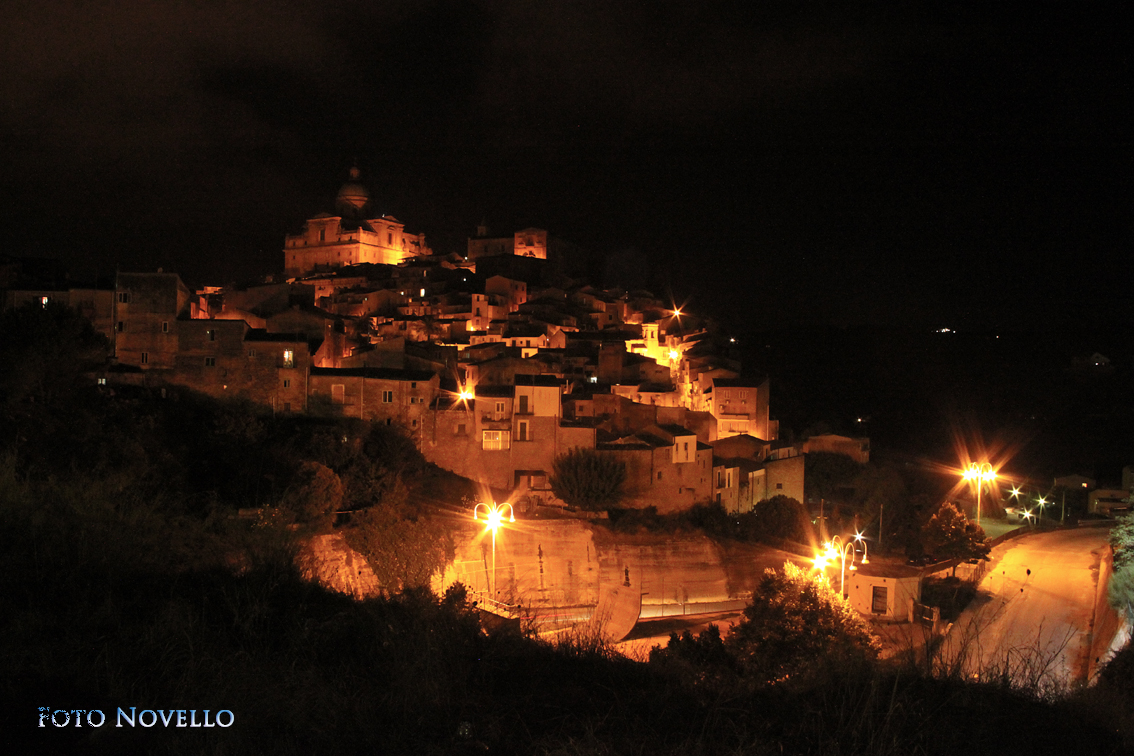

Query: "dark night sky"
(2, 1), (1129, 331)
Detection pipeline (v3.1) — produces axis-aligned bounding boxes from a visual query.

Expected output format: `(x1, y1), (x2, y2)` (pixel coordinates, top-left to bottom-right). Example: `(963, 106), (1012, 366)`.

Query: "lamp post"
(816, 533), (869, 597)
(962, 463), (997, 528)
(1036, 495), (1047, 527)
(473, 501), (514, 598)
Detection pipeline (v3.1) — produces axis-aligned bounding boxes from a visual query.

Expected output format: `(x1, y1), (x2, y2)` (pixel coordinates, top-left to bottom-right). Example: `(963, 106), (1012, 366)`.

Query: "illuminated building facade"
(284, 168), (430, 277)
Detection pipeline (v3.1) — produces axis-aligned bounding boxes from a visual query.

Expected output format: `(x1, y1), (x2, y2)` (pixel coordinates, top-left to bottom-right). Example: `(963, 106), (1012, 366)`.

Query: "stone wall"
(299, 533), (380, 599)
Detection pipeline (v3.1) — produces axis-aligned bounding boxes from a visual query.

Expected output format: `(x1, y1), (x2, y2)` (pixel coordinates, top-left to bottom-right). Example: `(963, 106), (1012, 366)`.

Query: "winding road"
(943, 527), (1111, 691)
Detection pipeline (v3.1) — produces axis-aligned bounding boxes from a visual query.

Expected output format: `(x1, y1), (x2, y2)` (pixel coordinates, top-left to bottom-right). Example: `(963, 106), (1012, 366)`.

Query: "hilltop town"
(2, 169), (868, 515)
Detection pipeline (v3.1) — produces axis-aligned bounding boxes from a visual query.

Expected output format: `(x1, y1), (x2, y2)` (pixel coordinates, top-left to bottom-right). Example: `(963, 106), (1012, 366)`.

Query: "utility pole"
(1061, 489), (1066, 526)
(879, 502), (884, 550)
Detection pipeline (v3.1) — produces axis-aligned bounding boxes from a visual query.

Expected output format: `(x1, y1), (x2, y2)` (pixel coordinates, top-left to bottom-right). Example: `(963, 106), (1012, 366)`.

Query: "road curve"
(942, 527), (1111, 691)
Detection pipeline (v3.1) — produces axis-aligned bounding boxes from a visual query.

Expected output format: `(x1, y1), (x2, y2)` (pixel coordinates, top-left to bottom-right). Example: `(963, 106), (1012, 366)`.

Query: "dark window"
(162, 321), (169, 333)
(872, 586), (888, 614)
(204, 357), (216, 367)
(283, 379), (290, 388)
(206, 330), (216, 342)
(382, 390), (394, 403)
(117, 292), (130, 304)
(116, 321), (125, 332)
(776, 483), (783, 490)
(140, 352), (148, 365)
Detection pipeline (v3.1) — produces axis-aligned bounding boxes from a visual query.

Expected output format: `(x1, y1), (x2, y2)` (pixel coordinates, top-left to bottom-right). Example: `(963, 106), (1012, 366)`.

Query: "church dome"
(335, 167), (370, 213)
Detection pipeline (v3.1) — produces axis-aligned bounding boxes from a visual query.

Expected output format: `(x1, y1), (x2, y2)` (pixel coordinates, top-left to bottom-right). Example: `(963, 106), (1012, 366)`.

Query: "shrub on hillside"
(345, 505), (455, 593)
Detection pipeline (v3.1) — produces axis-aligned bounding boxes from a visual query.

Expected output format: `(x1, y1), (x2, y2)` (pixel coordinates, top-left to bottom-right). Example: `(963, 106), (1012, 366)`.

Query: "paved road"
(943, 527), (1111, 692)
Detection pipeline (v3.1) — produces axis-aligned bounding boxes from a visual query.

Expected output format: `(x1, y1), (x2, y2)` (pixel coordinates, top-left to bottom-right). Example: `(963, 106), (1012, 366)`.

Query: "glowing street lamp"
(962, 463), (997, 528)
(1035, 495), (1047, 525)
(473, 501), (514, 597)
(816, 534), (869, 597)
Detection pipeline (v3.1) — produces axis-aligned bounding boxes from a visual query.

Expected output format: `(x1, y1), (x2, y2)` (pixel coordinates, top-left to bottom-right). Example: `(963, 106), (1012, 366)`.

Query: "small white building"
(843, 570), (922, 620)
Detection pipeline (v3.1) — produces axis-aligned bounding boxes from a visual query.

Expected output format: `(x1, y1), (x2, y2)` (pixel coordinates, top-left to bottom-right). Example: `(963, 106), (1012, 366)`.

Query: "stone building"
(284, 168), (430, 277)
(596, 424), (713, 513)
(422, 375), (595, 493)
(307, 366), (438, 440)
(114, 272), (192, 369)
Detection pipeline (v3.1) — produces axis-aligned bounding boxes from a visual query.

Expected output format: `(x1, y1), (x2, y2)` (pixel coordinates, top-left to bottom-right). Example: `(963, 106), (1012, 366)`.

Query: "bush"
(344, 505), (455, 593)
(726, 562), (880, 684)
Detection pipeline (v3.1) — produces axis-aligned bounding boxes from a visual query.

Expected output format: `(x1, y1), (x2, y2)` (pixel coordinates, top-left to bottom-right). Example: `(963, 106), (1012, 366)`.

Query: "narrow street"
(942, 527), (1112, 691)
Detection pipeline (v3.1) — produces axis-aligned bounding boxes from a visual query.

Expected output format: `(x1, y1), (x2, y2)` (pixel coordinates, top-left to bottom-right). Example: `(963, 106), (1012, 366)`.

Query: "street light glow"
(961, 462), (997, 528)
(817, 536), (868, 596)
(473, 501), (515, 597)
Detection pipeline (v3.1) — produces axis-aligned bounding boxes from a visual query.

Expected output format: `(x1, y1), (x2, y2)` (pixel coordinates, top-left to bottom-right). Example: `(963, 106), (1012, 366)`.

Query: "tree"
(280, 461), (343, 526)
(921, 502), (990, 576)
(1110, 514), (1134, 572)
(726, 561), (880, 684)
(550, 448), (626, 511)
(753, 495), (812, 543)
(804, 451), (863, 503)
(0, 301), (107, 405)
(1109, 515), (1134, 619)
(1108, 566), (1134, 621)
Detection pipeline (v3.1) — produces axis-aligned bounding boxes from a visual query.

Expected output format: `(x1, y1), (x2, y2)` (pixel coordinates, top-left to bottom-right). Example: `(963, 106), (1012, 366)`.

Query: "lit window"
(40, 296), (49, 307)
(282, 349), (294, 368)
(482, 430), (510, 450)
(97, 378), (107, 385)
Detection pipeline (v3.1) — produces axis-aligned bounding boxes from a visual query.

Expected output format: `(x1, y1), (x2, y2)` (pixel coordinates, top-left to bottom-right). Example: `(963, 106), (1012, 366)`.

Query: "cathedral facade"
(284, 168), (430, 277)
